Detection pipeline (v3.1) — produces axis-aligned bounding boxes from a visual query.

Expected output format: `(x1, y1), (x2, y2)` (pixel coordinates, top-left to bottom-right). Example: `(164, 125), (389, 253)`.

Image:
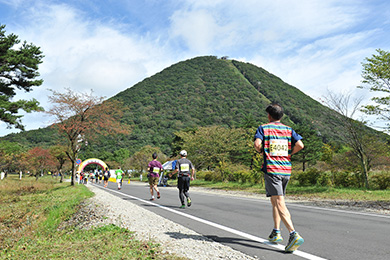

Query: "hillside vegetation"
(1, 56), (373, 155)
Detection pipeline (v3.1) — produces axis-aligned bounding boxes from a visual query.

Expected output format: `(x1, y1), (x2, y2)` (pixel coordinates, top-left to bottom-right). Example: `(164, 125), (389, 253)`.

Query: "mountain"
(1, 56), (362, 155)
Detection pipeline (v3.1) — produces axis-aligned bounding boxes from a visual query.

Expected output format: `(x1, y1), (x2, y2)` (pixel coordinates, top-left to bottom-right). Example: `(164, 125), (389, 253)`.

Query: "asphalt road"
(94, 181), (390, 260)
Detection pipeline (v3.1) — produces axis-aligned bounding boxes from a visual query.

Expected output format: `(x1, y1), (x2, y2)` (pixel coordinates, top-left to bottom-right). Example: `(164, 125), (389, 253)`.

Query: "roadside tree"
(0, 24), (44, 130)
(46, 88), (130, 185)
(323, 91), (386, 189)
(293, 123), (323, 171)
(0, 140), (24, 176)
(359, 49), (390, 132)
(174, 126), (249, 170)
(26, 147), (56, 180)
(127, 145), (167, 175)
(49, 145), (68, 183)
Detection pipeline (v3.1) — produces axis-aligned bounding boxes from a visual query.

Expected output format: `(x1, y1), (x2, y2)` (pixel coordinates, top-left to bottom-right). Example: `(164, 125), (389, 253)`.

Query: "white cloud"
(1, 0), (390, 136)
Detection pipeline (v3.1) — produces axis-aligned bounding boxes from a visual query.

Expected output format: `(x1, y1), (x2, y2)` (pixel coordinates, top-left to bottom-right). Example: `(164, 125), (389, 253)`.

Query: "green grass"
(0, 175), (183, 260)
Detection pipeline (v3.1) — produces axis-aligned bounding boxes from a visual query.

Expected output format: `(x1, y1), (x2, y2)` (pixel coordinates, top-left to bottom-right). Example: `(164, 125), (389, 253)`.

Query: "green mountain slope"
(1, 56), (359, 155)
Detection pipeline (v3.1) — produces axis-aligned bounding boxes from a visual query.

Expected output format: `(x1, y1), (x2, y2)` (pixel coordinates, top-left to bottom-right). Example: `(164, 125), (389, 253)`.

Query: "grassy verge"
(183, 179), (390, 202)
(0, 175), (182, 260)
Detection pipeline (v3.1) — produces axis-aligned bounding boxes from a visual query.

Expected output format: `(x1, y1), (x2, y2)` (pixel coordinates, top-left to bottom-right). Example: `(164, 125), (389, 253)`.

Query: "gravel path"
(63, 183), (389, 260)
(67, 184), (257, 260)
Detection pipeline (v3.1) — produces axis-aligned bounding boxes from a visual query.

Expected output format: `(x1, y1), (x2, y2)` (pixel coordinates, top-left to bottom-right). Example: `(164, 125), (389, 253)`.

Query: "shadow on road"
(164, 232), (285, 254)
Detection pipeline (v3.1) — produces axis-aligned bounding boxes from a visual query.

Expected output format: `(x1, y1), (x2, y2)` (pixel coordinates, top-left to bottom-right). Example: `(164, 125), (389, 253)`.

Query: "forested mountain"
(2, 56), (360, 155)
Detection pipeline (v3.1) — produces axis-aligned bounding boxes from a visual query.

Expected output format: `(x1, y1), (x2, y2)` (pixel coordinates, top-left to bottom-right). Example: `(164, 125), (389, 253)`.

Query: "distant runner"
(147, 152), (163, 201)
(169, 150), (195, 208)
(115, 166), (124, 190)
(103, 168), (110, 188)
(254, 103), (305, 252)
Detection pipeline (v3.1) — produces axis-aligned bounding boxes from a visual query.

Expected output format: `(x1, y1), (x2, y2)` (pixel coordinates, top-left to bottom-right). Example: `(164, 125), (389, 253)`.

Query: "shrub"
(250, 170), (264, 185)
(333, 171), (359, 188)
(215, 161), (249, 183)
(196, 170), (221, 182)
(292, 168), (321, 186)
(316, 171), (333, 186)
(369, 172), (390, 190)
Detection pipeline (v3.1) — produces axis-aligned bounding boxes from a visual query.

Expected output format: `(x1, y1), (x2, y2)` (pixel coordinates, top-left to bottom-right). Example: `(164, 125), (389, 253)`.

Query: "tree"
(323, 91), (379, 189)
(49, 145), (68, 183)
(293, 123), (323, 171)
(359, 49), (390, 132)
(26, 147), (56, 180)
(113, 148), (130, 165)
(127, 145), (167, 175)
(0, 140), (24, 175)
(174, 126), (249, 169)
(0, 24), (44, 130)
(46, 88), (130, 185)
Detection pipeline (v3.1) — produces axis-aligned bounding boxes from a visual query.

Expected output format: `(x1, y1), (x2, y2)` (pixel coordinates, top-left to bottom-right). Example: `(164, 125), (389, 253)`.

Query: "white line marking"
(95, 185), (328, 260)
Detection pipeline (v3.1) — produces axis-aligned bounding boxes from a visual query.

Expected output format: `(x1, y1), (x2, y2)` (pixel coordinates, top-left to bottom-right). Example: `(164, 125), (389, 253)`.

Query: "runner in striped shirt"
(254, 103), (305, 252)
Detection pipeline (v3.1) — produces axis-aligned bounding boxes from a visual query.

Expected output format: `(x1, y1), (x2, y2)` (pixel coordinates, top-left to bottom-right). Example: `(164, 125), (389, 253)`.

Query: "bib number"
(153, 167), (160, 174)
(180, 164), (190, 172)
(269, 139), (288, 156)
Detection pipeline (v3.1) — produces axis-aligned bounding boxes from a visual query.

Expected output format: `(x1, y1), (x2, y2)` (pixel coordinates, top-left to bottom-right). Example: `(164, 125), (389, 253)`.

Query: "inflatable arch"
(77, 158), (108, 173)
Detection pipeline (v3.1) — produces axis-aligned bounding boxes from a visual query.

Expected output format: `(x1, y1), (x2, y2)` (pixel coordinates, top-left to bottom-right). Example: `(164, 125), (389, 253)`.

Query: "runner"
(98, 170), (103, 184)
(169, 150), (195, 208)
(103, 168), (110, 188)
(83, 172), (88, 184)
(254, 103), (305, 252)
(147, 152), (163, 201)
(115, 166), (124, 190)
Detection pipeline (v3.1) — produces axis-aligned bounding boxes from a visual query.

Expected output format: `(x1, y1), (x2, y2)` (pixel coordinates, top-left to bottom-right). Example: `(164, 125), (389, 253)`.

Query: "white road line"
(98, 185), (328, 260)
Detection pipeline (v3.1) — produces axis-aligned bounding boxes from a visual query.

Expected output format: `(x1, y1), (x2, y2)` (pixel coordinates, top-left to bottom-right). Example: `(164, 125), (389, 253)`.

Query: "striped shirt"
(254, 122), (302, 176)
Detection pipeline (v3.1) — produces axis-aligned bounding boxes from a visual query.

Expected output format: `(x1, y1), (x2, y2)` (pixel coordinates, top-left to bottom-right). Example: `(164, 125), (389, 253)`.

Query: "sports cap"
(180, 150), (187, 156)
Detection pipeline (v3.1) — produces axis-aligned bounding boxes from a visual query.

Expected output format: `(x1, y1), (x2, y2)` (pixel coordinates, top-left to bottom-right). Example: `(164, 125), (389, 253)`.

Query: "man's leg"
(154, 184), (160, 199)
(270, 195), (295, 233)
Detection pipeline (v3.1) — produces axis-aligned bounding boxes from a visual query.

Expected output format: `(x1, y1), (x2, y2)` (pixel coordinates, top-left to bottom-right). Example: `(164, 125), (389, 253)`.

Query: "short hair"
(152, 152), (158, 159)
(266, 103), (284, 120)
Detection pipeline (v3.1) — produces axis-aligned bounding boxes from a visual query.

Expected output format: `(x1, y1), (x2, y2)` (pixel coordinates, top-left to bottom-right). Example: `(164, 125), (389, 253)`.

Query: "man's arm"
(254, 138), (262, 153)
(191, 168), (195, 180)
(169, 169), (178, 177)
(291, 140), (304, 155)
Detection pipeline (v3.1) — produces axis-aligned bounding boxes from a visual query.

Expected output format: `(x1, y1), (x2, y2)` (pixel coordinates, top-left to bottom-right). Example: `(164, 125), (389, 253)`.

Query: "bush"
(250, 170), (264, 185)
(316, 171), (333, 186)
(196, 170), (221, 182)
(292, 168), (321, 186)
(369, 172), (390, 190)
(197, 162), (257, 184)
(215, 161), (249, 183)
(333, 171), (359, 188)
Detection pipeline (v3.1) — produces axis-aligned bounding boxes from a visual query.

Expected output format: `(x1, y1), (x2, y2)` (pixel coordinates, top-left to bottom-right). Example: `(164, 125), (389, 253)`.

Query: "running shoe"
(150, 198), (155, 201)
(157, 192), (161, 199)
(285, 232), (304, 252)
(180, 205), (185, 209)
(187, 197), (192, 207)
(268, 230), (283, 243)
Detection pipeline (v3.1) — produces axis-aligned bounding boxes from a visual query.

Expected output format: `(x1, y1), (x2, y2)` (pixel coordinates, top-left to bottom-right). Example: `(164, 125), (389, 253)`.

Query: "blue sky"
(1, 0), (390, 136)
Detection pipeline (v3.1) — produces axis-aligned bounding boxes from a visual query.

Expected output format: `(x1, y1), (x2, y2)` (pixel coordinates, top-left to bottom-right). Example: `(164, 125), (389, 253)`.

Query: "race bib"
(269, 139), (288, 156)
(180, 164), (190, 172)
(153, 167), (160, 173)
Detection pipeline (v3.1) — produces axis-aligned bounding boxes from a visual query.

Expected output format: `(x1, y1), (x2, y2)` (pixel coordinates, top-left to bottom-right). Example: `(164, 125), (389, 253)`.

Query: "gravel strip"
(68, 184), (257, 260)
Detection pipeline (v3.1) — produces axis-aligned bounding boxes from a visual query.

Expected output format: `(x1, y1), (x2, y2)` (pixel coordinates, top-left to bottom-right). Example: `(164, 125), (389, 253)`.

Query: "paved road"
(94, 181), (390, 260)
